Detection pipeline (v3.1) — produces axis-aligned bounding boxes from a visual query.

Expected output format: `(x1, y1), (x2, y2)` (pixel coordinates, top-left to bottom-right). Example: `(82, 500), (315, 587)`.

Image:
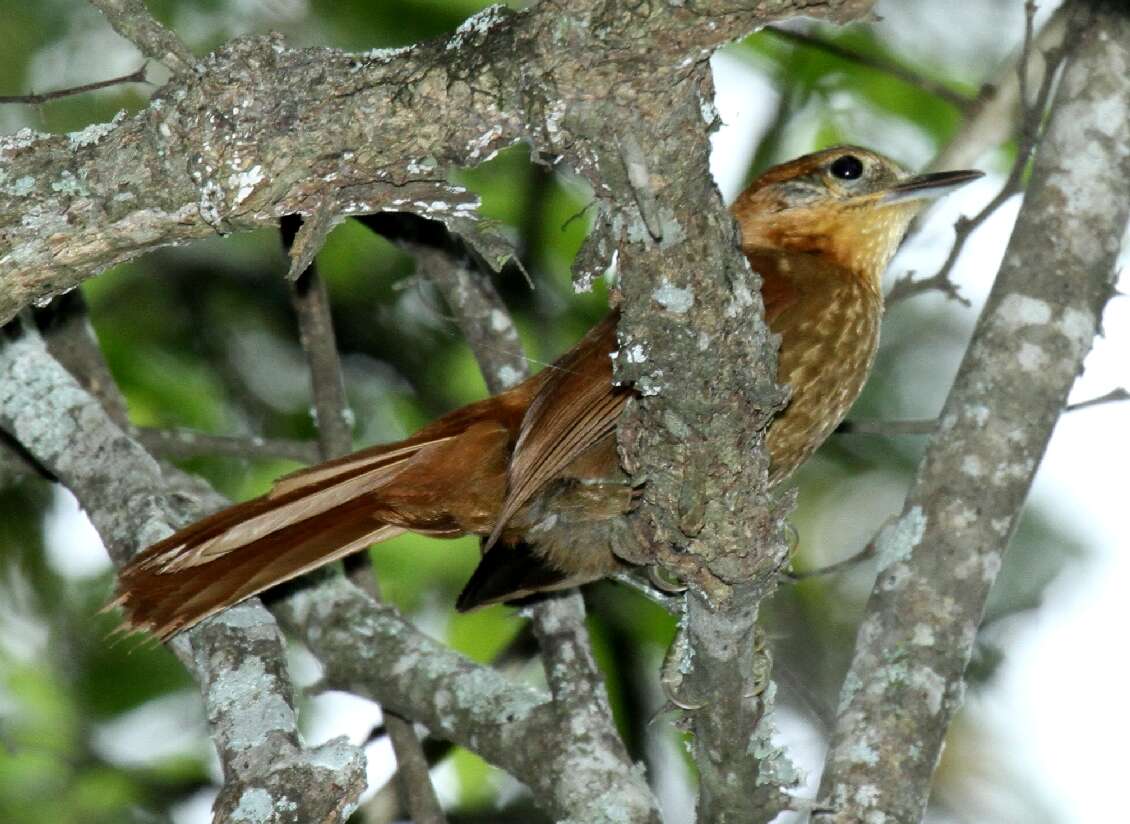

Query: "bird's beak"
(882, 169), (984, 204)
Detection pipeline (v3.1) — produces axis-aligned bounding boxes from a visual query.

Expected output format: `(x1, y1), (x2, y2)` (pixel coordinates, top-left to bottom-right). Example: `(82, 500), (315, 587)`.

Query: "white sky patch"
(708, 52), (781, 202)
(303, 690), (392, 807)
(92, 692), (208, 767)
(43, 486), (110, 579)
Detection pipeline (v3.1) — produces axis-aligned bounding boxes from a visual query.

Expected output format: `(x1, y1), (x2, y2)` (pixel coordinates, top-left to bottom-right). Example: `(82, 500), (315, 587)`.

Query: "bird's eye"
(829, 155), (864, 181)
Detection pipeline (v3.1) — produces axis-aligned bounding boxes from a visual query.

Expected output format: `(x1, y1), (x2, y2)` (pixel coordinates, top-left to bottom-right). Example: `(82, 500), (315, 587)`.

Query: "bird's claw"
(743, 627), (774, 699)
(648, 564), (687, 594)
(659, 623), (707, 712)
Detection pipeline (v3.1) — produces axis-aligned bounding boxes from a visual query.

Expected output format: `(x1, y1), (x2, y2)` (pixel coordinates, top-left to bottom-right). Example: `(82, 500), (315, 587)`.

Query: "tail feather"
(113, 436), (441, 639)
(142, 454), (418, 575)
(114, 495), (407, 640)
(111, 366), (543, 640)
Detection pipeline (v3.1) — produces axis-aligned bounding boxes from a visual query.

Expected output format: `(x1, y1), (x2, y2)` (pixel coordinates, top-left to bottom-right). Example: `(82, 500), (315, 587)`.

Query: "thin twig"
(280, 216), (447, 824)
(355, 213), (529, 389)
(836, 418), (936, 436)
(283, 222), (354, 455)
(888, 1), (1066, 309)
(837, 387), (1127, 438)
(1065, 387), (1129, 413)
(928, 5), (1070, 174)
(784, 536), (879, 581)
(0, 64), (149, 105)
(33, 291), (130, 427)
(885, 268), (971, 307)
(765, 26), (977, 114)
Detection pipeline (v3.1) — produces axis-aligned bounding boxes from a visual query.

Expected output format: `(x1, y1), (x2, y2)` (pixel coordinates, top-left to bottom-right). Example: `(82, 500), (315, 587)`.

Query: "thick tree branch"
(0, 322), (367, 824)
(818, 2), (1130, 820)
(0, 0), (873, 327)
(597, 34), (805, 824)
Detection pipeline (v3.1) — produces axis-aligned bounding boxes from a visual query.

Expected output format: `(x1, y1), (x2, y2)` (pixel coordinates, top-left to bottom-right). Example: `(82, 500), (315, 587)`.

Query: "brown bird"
(113, 147), (981, 640)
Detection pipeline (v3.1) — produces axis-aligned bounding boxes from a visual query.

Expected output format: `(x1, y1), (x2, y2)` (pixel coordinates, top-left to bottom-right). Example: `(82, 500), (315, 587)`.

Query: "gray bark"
(817, 2), (1130, 821)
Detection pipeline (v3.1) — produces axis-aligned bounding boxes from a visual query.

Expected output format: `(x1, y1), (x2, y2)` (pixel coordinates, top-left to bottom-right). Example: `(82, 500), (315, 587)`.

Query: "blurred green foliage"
(0, 2), (1078, 822)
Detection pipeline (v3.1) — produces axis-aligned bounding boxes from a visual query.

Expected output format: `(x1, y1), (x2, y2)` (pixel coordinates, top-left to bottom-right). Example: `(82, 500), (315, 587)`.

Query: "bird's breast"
(761, 265), (883, 484)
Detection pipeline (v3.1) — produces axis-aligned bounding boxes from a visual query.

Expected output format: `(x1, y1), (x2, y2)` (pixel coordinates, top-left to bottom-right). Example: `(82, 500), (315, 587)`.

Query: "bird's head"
(732, 146), (983, 294)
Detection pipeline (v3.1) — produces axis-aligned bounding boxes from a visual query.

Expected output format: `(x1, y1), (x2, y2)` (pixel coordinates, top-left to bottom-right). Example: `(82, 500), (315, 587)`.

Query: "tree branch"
(0, 64), (150, 105)
(818, 3), (1130, 819)
(281, 215), (446, 824)
(837, 388), (1129, 437)
(88, 0), (195, 73)
(1, 0), (874, 327)
(132, 426), (322, 463)
(0, 320), (367, 824)
(599, 41), (805, 824)
(1065, 386), (1129, 412)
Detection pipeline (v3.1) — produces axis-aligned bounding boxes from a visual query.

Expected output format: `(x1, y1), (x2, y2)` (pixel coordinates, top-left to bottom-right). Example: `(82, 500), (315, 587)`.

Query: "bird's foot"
(648, 564), (687, 594)
(659, 623), (707, 712)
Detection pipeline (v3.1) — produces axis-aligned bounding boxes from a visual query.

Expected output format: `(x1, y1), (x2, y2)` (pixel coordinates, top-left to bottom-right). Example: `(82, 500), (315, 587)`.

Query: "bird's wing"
(487, 310), (628, 546)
